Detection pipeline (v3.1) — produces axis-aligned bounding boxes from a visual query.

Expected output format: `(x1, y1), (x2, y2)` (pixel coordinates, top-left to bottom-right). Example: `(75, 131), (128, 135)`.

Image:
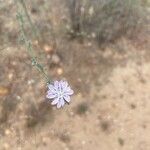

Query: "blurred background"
(0, 0), (150, 149)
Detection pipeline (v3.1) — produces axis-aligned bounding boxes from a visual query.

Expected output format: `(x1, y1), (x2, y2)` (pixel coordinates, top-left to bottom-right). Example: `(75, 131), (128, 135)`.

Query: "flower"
(46, 80), (74, 108)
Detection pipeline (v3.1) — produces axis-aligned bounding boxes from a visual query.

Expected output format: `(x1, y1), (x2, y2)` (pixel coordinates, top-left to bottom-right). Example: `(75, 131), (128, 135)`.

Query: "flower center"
(58, 91), (64, 98)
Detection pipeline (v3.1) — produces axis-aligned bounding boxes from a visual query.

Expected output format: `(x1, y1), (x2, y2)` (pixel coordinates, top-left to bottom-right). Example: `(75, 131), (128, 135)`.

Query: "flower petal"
(60, 81), (68, 90)
(54, 81), (59, 89)
(65, 86), (71, 91)
(65, 89), (74, 95)
(46, 93), (56, 99)
(57, 101), (62, 108)
(48, 84), (56, 92)
(47, 90), (56, 95)
(63, 95), (71, 102)
(60, 98), (65, 106)
(51, 98), (59, 105)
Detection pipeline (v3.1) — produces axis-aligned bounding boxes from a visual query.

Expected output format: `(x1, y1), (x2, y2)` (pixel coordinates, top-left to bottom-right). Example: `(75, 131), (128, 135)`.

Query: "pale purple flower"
(46, 80), (74, 108)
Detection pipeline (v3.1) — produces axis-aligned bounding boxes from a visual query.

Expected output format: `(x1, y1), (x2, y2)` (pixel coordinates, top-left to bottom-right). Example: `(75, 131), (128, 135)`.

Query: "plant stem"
(15, 0), (51, 83)
(19, 0), (38, 38)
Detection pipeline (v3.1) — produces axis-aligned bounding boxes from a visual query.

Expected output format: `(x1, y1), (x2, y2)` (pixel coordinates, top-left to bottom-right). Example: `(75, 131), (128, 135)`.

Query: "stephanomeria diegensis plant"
(15, 0), (74, 108)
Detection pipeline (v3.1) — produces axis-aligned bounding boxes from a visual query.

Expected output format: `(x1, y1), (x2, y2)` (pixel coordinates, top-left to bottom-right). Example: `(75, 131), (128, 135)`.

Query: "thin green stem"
(19, 0), (38, 38)
(15, 0), (51, 83)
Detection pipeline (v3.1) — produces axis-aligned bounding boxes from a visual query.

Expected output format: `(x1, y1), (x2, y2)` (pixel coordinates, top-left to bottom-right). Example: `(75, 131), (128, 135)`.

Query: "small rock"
(33, 40), (39, 45)
(8, 73), (13, 80)
(5, 129), (11, 136)
(27, 79), (35, 85)
(57, 68), (63, 75)
(16, 95), (21, 101)
(44, 44), (53, 53)
(89, 6), (94, 16)
(51, 54), (60, 64)
(91, 32), (96, 38)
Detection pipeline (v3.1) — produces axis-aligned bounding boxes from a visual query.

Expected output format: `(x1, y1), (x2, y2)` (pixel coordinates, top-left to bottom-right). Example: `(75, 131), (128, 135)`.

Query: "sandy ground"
(0, 0), (150, 150)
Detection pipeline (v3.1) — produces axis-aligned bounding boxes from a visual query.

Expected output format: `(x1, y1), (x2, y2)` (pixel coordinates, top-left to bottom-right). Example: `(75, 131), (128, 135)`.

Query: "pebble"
(89, 6), (94, 16)
(91, 32), (96, 38)
(5, 129), (11, 136)
(57, 68), (63, 75)
(33, 40), (39, 45)
(51, 54), (60, 64)
(16, 95), (21, 101)
(27, 79), (35, 85)
(44, 44), (53, 53)
(8, 73), (13, 80)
